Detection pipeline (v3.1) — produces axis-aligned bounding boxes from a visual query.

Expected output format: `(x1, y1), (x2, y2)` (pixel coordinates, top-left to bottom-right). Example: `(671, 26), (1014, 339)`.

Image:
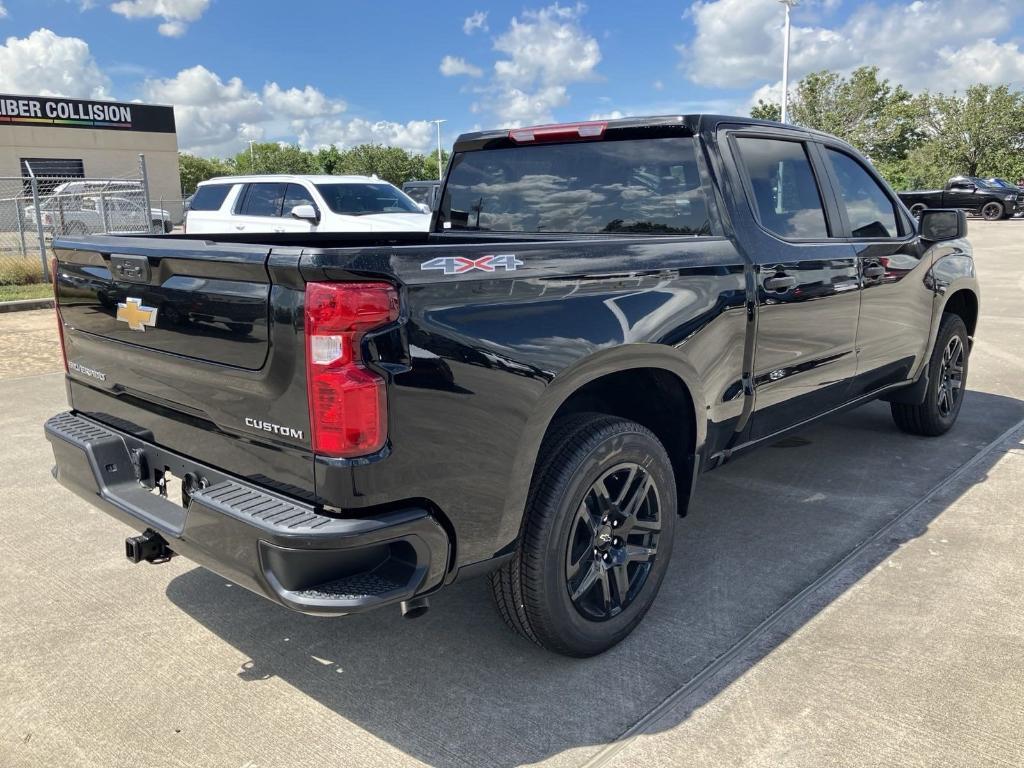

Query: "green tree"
(231, 142), (316, 175)
(750, 100), (781, 122)
(178, 153), (231, 195)
(915, 84), (1024, 180)
(789, 66), (927, 185)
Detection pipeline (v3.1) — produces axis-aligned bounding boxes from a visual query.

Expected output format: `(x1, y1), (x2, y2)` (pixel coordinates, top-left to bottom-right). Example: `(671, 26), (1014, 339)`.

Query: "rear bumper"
(44, 412), (450, 616)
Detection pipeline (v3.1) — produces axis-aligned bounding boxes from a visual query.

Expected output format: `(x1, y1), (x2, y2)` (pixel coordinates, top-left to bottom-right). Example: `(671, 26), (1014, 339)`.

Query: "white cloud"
(295, 118), (436, 154)
(589, 109), (624, 120)
(0, 4), (7, 19)
(157, 20), (186, 37)
(463, 10), (488, 35)
(142, 65), (348, 156)
(473, 3), (602, 126)
(110, 0), (210, 36)
(683, 0), (1024, 97)
(0, 28), (110, 98)
(652, 80), (664, 91)
(440, 55), (483, 78)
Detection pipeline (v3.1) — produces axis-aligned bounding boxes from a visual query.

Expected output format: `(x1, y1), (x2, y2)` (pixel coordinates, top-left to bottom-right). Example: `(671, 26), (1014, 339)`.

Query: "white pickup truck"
(27, 195), (173, 235)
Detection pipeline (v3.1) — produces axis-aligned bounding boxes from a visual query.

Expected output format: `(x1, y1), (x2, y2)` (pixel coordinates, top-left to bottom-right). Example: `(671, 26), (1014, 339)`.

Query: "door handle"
(764, 274), (797, 292)
(863, 264), (885, 279)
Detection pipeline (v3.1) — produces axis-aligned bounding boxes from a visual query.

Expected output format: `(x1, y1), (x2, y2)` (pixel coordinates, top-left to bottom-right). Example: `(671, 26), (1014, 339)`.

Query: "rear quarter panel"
(302, 236), (748, 568)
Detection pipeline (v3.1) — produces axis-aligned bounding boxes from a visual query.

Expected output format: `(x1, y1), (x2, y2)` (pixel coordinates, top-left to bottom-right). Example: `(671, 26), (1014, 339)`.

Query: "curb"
(0, 298), (55, 314)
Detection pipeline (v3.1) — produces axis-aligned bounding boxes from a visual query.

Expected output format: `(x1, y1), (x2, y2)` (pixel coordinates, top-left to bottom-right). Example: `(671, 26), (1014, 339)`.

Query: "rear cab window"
(190, 183), (233, 212)
(438, 136), (714, 235)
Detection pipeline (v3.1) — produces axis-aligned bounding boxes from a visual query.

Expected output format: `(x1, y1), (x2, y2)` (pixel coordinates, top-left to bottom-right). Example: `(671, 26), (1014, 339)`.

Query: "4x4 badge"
(116, 297), (158, 331)
(420, 254), (523, 275)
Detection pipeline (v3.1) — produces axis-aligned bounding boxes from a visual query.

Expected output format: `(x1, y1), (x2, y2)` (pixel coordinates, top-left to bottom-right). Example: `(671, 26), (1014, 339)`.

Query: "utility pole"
(779, 0), (798, 123)
(431, 119), (446, 180)
(247, 139), (257, 172)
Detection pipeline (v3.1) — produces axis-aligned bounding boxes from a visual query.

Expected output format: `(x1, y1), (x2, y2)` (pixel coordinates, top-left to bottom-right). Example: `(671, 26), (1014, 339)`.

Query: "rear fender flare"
(493, 344), (707, 555)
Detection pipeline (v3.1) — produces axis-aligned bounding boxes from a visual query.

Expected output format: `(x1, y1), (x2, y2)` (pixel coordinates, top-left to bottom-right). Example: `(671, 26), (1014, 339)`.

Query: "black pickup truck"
(46, 116), (979, 656)
(899, 175), (1022, 220)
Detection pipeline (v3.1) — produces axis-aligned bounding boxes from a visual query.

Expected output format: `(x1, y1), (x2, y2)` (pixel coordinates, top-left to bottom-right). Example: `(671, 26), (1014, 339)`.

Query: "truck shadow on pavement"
(166, 391), (1024, 768)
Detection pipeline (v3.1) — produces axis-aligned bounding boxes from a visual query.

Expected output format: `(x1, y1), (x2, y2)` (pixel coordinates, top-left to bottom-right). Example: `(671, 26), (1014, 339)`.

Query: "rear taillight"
(304, 282), (399, 457)
(52, 258), (68, 372)
(509, 121), (607, 143)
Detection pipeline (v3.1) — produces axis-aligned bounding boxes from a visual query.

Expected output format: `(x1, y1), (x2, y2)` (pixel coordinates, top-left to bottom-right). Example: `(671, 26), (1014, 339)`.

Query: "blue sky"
(1, 0), (1023, 157)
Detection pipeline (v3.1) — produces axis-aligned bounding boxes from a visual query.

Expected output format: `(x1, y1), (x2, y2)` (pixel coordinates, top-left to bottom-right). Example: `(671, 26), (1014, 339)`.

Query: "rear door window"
(439, 137), (713, 235)
(825, 149), (899, 238)
(735, 137), (829, 239)
(190, 184), (233, 212)
(239, 183), (286, 217)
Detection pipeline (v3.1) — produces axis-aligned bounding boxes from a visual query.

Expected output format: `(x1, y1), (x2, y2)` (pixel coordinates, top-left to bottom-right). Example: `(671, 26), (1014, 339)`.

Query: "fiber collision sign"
(0, 94), (175, 133)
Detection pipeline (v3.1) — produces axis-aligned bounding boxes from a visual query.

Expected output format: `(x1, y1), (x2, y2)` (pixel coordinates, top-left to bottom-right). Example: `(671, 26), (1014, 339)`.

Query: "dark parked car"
(401, 179), (440, 209)
(900, 175), (1021, 220)
(46, 115), (978, 656)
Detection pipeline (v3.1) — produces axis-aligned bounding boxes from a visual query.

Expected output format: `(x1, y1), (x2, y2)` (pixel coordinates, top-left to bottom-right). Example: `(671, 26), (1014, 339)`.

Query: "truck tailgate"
(53, 235), (316, 502)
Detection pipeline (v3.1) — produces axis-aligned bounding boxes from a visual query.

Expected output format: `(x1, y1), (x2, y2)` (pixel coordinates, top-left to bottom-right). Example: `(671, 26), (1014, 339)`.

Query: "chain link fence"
(0, 158), (176, 296)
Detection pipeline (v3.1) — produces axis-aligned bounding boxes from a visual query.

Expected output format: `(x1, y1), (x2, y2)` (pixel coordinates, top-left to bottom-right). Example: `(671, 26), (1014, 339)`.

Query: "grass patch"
(0, 256), (50, 301)
(0, 282), (52, 302)
(0, 257), (46, 286)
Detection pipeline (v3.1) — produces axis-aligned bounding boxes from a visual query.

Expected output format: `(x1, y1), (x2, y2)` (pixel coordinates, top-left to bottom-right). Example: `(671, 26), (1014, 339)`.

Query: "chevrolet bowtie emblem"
(116, 297), (158, 331)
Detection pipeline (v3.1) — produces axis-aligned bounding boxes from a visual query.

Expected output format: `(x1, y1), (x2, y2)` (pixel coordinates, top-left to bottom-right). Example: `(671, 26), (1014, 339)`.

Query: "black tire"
(163, 220), (173, 233)
(490, 413), (677, 656)
(891, 313), (969, 436)
(981, 201), (1004, 221)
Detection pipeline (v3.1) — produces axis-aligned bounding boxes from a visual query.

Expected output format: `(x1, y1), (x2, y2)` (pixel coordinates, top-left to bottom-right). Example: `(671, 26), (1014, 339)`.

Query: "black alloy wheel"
(490, 413), (678, 656)
(891, 313), (969, 436)
(936, 334), (965, 418)
(565, 463), (661, 621)
(981, 201), (1004, 221)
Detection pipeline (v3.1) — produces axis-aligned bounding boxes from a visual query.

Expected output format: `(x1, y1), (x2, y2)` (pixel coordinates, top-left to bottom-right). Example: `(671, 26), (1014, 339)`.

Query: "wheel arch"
(942, 287), (979, 338)
(493, 346), (708, 558)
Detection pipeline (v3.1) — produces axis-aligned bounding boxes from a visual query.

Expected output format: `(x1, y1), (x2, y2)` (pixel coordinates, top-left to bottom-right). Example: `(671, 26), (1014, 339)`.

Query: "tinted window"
(314, 183), (421, 215)
(440, 137), (712, 235)
(283, 183), (314, 213)
(736, 137), (828, 239)
(404, 185), (435, 205)
(190, 184), (233, 212)
(826, 149), (899, 238)
(240, 183), (285, 216)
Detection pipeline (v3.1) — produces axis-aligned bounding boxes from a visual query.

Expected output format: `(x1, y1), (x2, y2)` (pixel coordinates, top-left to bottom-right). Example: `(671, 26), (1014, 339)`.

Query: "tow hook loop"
(125, 529), (174, 564)
(400, 597), (430, 619)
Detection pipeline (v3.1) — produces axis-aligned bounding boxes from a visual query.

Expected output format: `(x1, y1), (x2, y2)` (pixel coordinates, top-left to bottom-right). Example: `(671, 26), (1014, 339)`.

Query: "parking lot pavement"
(0, 221), (1021, 768)
(0, 309), (62, 380)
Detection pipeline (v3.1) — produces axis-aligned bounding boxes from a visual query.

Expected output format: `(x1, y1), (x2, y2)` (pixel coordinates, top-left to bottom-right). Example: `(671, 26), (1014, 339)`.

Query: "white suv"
(184, 175), (432, 234)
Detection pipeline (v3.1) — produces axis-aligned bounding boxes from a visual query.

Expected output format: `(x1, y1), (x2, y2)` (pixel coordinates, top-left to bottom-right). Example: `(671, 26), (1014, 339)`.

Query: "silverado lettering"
(45, 115), (978, 656)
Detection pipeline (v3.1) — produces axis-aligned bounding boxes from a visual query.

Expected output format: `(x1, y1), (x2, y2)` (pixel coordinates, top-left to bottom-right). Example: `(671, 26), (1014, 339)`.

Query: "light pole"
(430, 119), (446, 181)
(779, 0), (798, 123)
(247, 139), (257, 172)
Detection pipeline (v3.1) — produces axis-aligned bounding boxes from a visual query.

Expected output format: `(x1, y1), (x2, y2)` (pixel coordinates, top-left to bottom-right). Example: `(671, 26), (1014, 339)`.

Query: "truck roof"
(452, 114), (841, 152)
(197, 174), (389, 186)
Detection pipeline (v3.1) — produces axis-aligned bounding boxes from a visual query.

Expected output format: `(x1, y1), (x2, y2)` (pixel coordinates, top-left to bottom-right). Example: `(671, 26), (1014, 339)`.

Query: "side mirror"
(919, 209), (966, 242)
(418, 203), (431, 214)
(290, 204), (319, 224)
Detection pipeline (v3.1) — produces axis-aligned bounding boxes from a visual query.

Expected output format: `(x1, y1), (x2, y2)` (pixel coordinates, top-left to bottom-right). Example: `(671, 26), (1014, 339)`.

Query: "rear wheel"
(891, 313), (969, 436)
(981, 201), (1004, 221)
(490, 414), (677, 656)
